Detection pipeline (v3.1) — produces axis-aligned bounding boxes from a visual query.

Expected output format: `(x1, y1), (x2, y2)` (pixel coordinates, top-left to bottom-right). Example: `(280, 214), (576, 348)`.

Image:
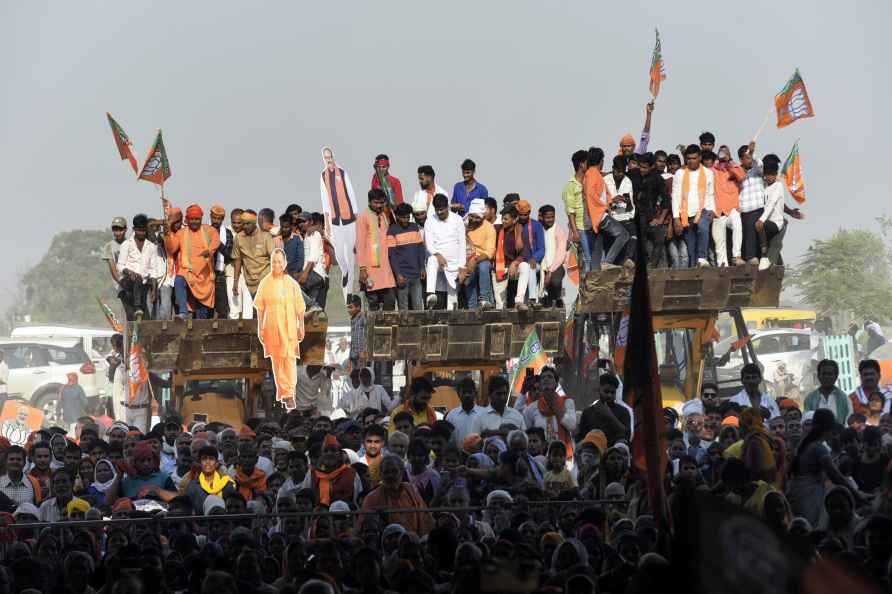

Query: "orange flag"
(781, 140), (806, 204)
(106, 113), (138, 173)
(648, 28), (667, 98)
(138, 129), (171, 185)
(775, 69), (815, 128)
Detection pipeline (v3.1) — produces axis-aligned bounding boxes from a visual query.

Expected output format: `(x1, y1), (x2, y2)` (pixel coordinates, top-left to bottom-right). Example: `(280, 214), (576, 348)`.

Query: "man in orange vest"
(163, 204), (221, 318)
(319, 147), (359, 302)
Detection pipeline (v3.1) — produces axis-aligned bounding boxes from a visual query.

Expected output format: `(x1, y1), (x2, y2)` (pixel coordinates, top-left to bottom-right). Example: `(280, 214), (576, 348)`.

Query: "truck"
(132, 312), (329, 429)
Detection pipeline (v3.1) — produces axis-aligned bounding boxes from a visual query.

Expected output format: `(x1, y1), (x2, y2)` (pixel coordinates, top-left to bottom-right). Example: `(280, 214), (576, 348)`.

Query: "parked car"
(0, 337), (100, 427)
(715, 328), (816, 401)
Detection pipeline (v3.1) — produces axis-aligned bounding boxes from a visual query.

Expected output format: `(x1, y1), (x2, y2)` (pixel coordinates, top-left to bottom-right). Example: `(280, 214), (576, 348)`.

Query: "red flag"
(622, 220), (668, 530)
(106, 113), (138, 173)
(138, 129), (171, 185)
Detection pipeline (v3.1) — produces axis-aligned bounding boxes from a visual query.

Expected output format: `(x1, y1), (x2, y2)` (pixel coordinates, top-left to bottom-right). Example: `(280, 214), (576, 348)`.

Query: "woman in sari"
(254, 248), (306, 410)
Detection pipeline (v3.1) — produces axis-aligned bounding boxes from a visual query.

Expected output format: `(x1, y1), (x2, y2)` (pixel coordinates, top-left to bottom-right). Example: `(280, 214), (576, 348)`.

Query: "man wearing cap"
(320, 147), (358, 301)
(515, 200), (545, 305)
(209, 203), (232, 319)
(116, 213), (164, 320)
(370, 154), (404, 207)
(232, 209), (275, 301)
(424, 194), (467, 310)
(163, 204), (221, 318)
(103, 216), (128, 287)
(357, 189), (397, 311)
(411, 193), (429, 229)
(464, 198), (496, 309)
(451, 158), (489, 215)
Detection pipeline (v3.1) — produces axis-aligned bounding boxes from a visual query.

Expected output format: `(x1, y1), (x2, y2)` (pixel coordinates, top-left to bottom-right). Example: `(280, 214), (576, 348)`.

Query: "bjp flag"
(138, 129), (172, 185)
(128, 320), (149, 406)
(648, 28), (667, 99)
(781, 140), (806, 204)
(775, 69), (815, 128)
(106, 113), (139, 173)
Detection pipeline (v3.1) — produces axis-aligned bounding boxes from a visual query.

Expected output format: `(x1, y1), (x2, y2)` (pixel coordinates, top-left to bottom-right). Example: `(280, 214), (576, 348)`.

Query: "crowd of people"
(0, 353), (891, 592)
(101, 102), (804, 320)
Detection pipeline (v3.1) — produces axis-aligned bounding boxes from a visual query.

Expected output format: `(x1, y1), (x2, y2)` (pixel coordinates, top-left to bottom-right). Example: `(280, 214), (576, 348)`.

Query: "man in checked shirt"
(347, 294), (367, 371)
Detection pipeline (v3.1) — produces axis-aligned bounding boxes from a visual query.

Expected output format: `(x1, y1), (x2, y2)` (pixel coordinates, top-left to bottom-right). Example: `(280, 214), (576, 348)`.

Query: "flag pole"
(751, 105), (774, 143)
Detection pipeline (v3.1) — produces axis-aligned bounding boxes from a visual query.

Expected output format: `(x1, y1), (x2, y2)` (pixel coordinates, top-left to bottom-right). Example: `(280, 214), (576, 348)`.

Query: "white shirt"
(445, 405), (486, 446)
(295, 366), (332, 412)
(759, 181), (786, 227)
(117, 236), (164, 282)
(304, 232), (327, 279)
(424, 211), (467, 287)
(469, 405), (527, 435)
(412, 185), (449, 217)
(0, 360), (8, 394)
(523, 397), (578, 440)
(603, 173), (636, 222)
(671, 166), (716, 219)
(729, 390), (781, 418)
(338, 384), (396, 416)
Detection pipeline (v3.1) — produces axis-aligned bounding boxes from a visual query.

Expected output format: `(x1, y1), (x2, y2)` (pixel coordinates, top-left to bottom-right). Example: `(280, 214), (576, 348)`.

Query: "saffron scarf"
(313, 464), (351, 506)
(198, 471), (233, 497)
(679, 167), (707, 227)
(235, 467), (267, 500)
(537, 395), (574, 460)
(367, 207), (385, 267)
(323, 167), (356, 224)
(495, 225), (524, 282)
(397, 399), (437, 426)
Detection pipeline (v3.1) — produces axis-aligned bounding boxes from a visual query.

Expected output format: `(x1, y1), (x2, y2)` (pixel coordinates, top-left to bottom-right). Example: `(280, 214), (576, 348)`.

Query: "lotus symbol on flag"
(142, 153), (163, 178)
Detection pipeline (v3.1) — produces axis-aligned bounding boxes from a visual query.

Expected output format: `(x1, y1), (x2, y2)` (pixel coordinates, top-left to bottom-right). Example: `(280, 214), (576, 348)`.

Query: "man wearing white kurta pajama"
(424, 194), (466, 310)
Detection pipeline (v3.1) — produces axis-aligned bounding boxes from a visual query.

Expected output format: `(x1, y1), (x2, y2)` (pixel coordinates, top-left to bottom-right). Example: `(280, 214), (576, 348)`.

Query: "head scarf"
(739, 408), (766, 437)
(12, 503), (39, 520)
(462, 433), (482, 454)
(185, 204), (204, 219)
(411, 193), (428, 213)
(483, 436), (507, 456)
(66, 498), (90, 518)
(778, 398), (800, 412)
(91, 459), (118, 493)
(203, 495), (225, 516)
(467, 199), (486, 217)
(515, 200), (532, 215)
(682, 399), (703, 418)
(486, 490), (513, 506)
(721, 416), (740, 427)
(323, 434), (341, 450)
(578, 430), (608, 456)
(210, 203), (226, 217)
(469, 452), (495, 470)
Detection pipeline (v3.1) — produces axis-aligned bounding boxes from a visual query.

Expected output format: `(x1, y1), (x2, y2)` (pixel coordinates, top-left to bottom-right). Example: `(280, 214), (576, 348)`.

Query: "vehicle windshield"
(654, 330), (690, 389)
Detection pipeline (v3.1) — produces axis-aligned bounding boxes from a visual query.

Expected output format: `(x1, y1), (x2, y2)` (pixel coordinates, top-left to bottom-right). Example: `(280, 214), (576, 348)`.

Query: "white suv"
(0, 338), (100, 427)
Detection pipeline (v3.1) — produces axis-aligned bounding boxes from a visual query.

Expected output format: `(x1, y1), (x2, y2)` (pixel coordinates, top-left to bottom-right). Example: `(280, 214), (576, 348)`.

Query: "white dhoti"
(426, 256), (459, 309)
(330, 222), (356, 301)
(125, 405), (150, 433)
(227, 273), (254, 319)
(495, 262), (531, 309)
(527, 263), (539, 301)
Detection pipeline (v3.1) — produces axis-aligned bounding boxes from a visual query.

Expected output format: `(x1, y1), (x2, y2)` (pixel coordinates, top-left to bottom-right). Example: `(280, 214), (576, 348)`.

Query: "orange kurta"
(254, 272), (306, 358)
(582, 168), (608, 232)
(358, 482), (433, 536)
(164, 225), (221, 307)
(356, 209), (396, 290)
(712, 163), (745, 216)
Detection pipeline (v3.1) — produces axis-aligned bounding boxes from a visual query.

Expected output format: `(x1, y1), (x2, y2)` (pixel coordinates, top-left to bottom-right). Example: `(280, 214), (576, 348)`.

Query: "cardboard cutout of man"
(319, 147), (358, 301)
(254, 248), (306, 410)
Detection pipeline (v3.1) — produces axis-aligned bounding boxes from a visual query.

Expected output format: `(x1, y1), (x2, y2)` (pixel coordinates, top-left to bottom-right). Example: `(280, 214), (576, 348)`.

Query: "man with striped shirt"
(387, 202), (426, 311)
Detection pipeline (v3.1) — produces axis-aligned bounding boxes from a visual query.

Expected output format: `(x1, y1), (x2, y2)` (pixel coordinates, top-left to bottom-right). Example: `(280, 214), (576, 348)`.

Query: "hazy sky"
(3, 1), (890, 312)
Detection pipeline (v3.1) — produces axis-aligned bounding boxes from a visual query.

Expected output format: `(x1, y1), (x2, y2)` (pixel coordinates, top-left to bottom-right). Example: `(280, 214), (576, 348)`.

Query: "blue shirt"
(451, 180), (489, 212)
(120, 471), (175, 498)
(283, 234), (305, 275)
(522, 220), (546, 264)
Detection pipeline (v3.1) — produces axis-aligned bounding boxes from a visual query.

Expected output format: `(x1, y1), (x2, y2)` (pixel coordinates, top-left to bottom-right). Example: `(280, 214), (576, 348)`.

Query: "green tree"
(4, 230), (120, 331)
(788, 227), (892, 322)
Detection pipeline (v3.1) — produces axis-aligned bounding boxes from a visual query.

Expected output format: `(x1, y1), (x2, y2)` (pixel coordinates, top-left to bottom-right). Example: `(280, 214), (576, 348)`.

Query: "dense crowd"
(0, 354), (891, 593)
(101, 102), (803, 322)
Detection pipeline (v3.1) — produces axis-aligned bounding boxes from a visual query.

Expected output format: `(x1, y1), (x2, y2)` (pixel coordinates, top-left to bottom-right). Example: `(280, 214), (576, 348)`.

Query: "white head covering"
(329, 500), (351, 513)
(272, 438), (293, 452)
(486, 490), (513, 506)
(467, 198), (486, 217)
(13, 502), (40, 519)
(682, 399), (704, 418)
(203, 495), (225, 516)
(91, 459), (118, 493)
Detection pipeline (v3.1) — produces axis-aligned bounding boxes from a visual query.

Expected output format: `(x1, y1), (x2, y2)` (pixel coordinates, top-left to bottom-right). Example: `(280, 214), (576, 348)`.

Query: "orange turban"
(210, 203), (226, 217)
(721, 416), (740, 427)
(778, 398), (800, 411)
(462, 433), (482, 454)
(579, 430), (607, 455)
(323, 434), (340, 449)
(186, 204), (204, 219)
(515, 200), (532, 215)
(619, 133), (636, 147)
